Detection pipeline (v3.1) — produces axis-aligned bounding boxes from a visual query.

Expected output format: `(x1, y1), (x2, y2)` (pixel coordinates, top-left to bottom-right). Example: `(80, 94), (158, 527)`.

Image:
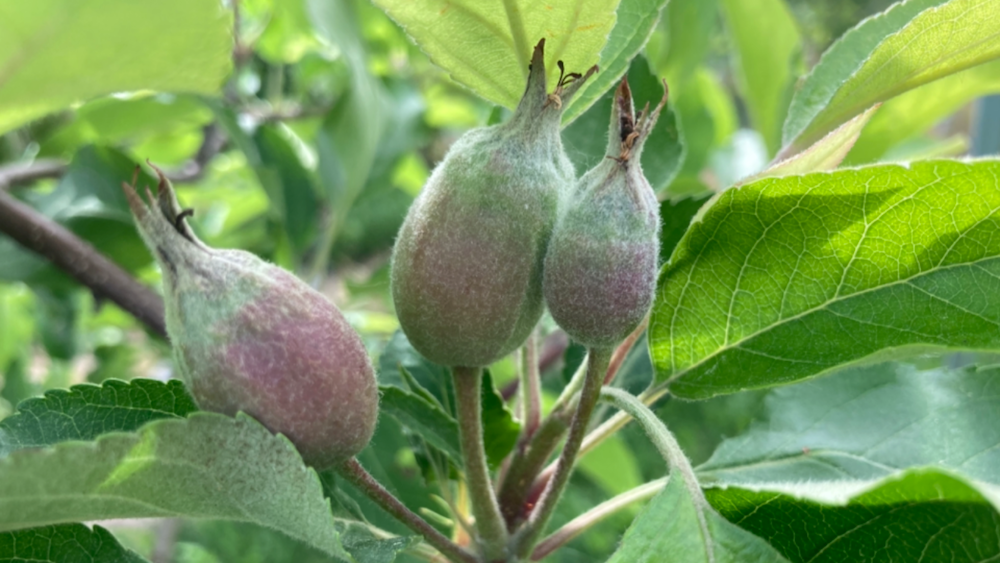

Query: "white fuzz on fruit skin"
(543, 78), (666, 349)
(391, 39), (597, 367)
(124, 167), (379, 469)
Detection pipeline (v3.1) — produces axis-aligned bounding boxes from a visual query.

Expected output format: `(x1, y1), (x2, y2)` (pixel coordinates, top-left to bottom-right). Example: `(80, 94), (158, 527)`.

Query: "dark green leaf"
(708, 468), (1000, 563)
(252, 124), (321, 256)
(481, 371), (520, 470)
(0, 378), (197, 457)
(0, 524), (149, 563)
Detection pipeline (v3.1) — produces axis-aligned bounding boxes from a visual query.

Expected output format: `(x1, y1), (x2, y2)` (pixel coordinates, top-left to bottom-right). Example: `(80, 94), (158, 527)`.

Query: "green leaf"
(0, 378), (197, 457)
(0, 147), (158, 287)
(561, 0), (670, 124)
(751, 105), (879, 181)
(252, 124), (322, 257)
(377, 386), (463, 465)
(0, 0), (232, 135)
(647, 0), (719, 88)
(0, 412), (353, 561)
(480, 371), (520, 470)
(377, 330), (450, 406)
(0, 524), (149, 563)
(370, 0), (620, 109)
(720, 0), (802, 154)
(698, 362), (1000, 486)
(846, 59), (1000, 164)
(563, 55), (684, 194)
(707, 468), (1000, 563)
(608, 476), (789, 563)
(783, 0), (1000, 151)
(649, 160), (1000, 399)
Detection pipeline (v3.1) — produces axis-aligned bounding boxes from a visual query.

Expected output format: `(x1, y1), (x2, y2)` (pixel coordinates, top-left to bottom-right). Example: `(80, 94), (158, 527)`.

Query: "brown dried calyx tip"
(613, 78), (669, 163)
(526, 38), (598, 110)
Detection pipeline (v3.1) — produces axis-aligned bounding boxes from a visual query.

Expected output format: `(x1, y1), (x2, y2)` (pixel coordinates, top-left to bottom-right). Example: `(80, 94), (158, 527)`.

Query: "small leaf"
(783, 0), (1000, 151)
(752, 105), (879, 181)
(369, 0), (620, 109)
(720, 0), (802, 154)
(0, 524), (149, 563)
(707, 468), (1000, 562)
(378, 386), (463, 466)
(480, 371), (520, 470)
(561, 0), (671, 124)
(650, 160), (1000, 398)
(378, 330), (450, 405)
(563, 55), (684, 194)
(0, 0), (232, 134)
(0, 412), (352, 561)
(0, 378), (197, 457)
(608, 476), (789, 563)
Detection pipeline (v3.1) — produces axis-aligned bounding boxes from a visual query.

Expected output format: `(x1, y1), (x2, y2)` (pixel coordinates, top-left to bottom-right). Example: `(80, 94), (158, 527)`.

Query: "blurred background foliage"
(0, 0), (997, 560)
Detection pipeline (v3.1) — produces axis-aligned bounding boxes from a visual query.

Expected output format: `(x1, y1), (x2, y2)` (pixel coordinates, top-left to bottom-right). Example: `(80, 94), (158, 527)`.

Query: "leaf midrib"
(664, 254), (1000, 387)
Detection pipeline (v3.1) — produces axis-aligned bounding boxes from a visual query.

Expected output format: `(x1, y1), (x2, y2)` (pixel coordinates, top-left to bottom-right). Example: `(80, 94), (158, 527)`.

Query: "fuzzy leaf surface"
(607, 471), (789, 563)
(698, 362), (1000, 488)
(370, 0), (619, 109)
(708, 469), (1000, 562)
(0, 412), (353, 561)
(650, 160), (1000, 398)
(561, 0), (670, 124)
(0, 524), (149, 563)
(0, 0), (232, 134)
(783, 0), (1000, 150)
(0, 379), (197, 457)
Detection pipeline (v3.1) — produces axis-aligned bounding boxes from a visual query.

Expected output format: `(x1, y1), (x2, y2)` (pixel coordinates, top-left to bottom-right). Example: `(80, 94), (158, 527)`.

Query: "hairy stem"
(599, 387), (711, 556)
(336, 458), (477, 563)
(530, 386), (668, 498)
(452, 366), (509, 561)
(0, 191), (167, 337)
(531, 476), (668, 560)
(519, 329), (542, 442)
(514, 347), (613, 557)
(497, 404), (571, 528)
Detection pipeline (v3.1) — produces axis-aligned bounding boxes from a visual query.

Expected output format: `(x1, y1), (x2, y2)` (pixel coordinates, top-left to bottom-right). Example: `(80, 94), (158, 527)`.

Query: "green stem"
(335, 458), (477, 563)
(519, 330), (542, 440)
(530, 476), (668, 561)
(452, 366), (509, 561)
(599, 387), (711, 558)
(497, 405), (571, 528)
(514, 347), (613, 558)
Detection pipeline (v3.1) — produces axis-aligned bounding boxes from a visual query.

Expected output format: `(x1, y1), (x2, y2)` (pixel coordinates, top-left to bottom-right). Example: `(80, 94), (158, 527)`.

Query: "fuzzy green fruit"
(543, 78), (665, 349)
(391, 40), (596, 367)
(123, 168), (378, 469)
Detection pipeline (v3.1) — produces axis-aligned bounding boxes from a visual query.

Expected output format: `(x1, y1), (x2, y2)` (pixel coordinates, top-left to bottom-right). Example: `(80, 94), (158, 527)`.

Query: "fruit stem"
(336, 458), (478, 563)
(513, 347), (613, 558)
(519, 330), (542, 441)
(498, 405), (571, 528)
(452, 366), (510, 561)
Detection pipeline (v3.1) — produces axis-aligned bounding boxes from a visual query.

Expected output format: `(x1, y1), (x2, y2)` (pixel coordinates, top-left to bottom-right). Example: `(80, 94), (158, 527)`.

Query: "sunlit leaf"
(0, 0), (232, 134)
(650, 160), (1000, 398)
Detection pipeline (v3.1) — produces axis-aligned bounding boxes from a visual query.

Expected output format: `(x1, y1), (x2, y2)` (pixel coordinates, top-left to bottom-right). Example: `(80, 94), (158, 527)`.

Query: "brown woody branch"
(0, 191), (167, 338)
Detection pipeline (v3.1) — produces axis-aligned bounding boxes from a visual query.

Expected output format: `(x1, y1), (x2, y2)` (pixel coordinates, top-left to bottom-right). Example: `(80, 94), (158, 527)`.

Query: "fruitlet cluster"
(123, 168), (379, 470)
(392, 41), (665, 365)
